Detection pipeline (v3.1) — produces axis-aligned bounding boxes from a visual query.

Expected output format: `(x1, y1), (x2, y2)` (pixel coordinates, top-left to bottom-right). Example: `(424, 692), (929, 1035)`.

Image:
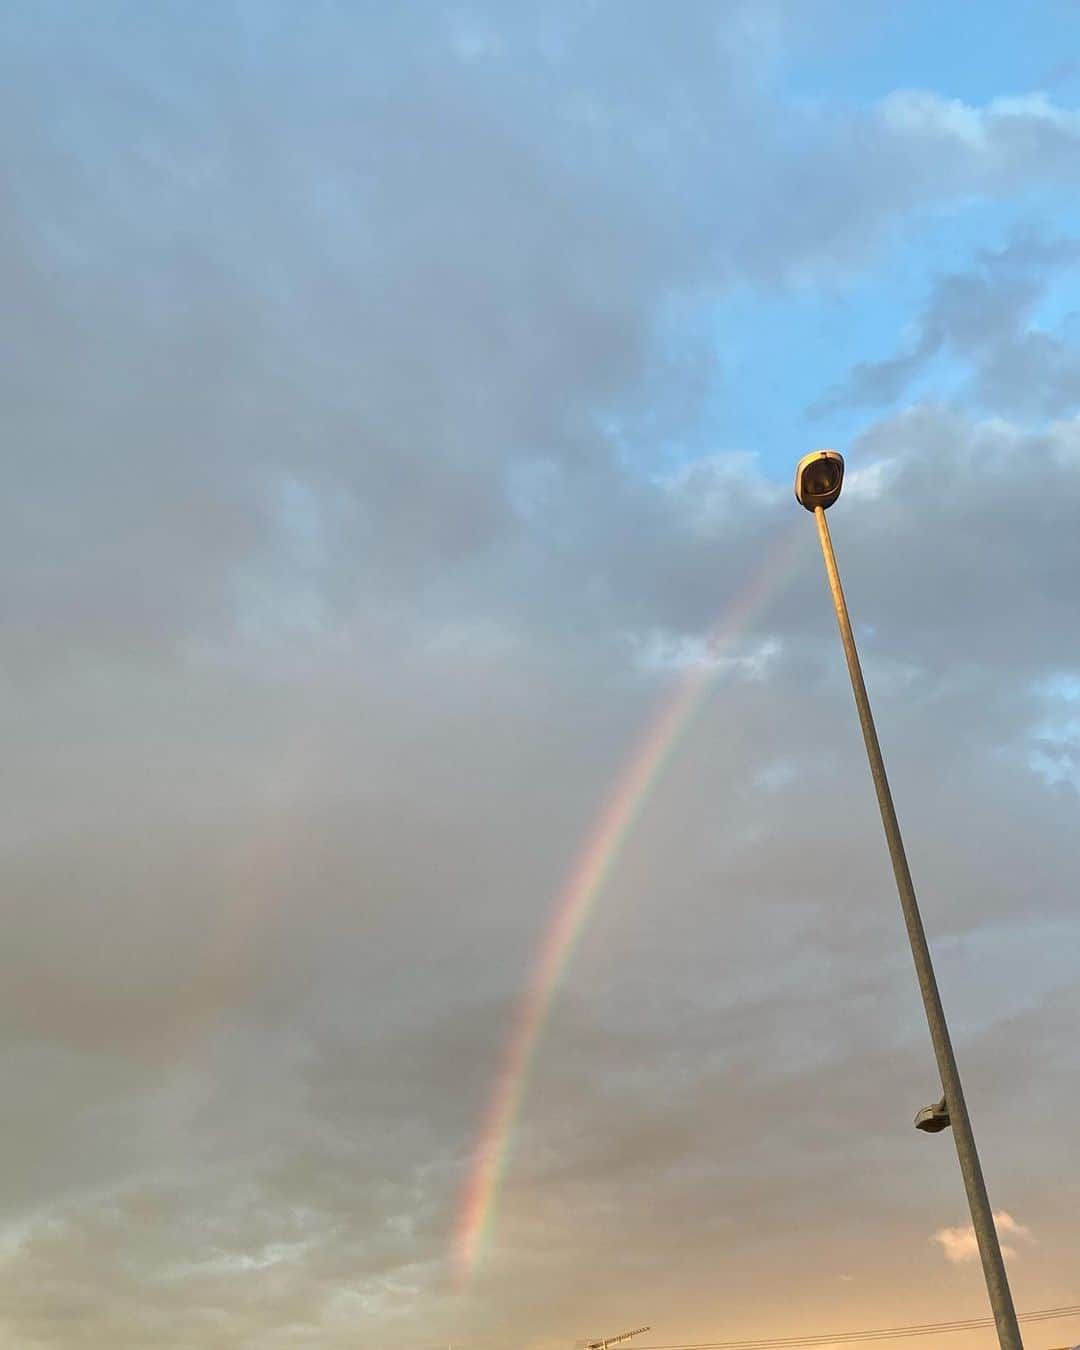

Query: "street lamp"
(795, 450), (1024, 1350)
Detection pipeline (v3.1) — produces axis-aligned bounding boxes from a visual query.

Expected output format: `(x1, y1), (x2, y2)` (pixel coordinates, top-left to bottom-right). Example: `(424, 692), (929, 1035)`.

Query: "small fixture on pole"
(915, 1095), (951, 1133)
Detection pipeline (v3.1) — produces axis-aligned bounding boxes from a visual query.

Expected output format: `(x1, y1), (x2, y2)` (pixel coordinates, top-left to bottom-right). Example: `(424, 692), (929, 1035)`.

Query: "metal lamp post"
(795, 450), (1023, 1350)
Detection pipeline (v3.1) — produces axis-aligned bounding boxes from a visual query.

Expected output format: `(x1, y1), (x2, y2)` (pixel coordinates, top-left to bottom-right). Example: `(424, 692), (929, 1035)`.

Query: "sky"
(2, 3), (1080, 1348)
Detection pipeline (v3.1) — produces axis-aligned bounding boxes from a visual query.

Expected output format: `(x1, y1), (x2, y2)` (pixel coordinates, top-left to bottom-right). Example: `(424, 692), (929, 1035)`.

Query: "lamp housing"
(795, 449), (845, 511)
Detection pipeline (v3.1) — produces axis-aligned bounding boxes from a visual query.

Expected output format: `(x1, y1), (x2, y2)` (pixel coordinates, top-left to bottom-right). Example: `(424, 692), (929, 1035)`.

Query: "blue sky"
(698, 0), (1080, 478)
(716, 193), (1080, 477)
(790, 1), (1079, 105)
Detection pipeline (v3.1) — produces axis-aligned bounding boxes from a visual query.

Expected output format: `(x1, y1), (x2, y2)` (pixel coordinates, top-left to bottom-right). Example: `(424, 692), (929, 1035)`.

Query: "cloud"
(0, 3), (1079, 1347)
(932, 1211), (1035, 1264)
(3, 396), (1080, 1345)
(811, 232), (1080, 417)
(3, 5), (1080, 675)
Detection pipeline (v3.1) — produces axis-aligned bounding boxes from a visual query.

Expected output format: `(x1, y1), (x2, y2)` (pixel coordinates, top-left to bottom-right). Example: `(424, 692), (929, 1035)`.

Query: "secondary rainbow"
(453, 521), (807, 1286)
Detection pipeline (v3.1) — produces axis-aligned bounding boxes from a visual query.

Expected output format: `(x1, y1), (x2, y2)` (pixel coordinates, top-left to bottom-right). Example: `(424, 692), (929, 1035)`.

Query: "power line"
(635, 1301), (1080, 1349)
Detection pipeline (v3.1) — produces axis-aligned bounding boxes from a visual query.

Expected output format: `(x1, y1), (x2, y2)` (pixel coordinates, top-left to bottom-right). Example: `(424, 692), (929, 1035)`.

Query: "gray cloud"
(811, 232), (1080, 417)
(5, 7), (1080, 674)
(1, 4), (1079, 1348)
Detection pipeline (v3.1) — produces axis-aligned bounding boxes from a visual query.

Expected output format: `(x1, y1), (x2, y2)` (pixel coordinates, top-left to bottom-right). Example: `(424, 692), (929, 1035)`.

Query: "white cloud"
(877, 89), (1080, 172)
(933, 1211), (1035, 1264)
(879, 90), (988, 147)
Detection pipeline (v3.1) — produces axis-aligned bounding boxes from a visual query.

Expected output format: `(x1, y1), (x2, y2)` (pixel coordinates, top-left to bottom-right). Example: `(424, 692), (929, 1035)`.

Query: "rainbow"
(453, 519), (807, 1285)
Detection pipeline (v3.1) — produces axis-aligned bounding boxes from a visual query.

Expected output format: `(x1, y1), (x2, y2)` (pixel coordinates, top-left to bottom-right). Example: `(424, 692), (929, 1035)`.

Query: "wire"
(635, 1301), (1080, 1349)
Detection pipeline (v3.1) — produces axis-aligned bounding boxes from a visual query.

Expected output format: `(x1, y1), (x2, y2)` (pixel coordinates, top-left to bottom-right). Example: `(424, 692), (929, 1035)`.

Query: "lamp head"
(795, 450), (844, 511)
(914, 1096), (951, 1134)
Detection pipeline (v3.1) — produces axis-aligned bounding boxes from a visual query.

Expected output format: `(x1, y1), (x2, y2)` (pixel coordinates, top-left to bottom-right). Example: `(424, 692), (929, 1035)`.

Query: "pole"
(812, 505), (1023, 1350)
